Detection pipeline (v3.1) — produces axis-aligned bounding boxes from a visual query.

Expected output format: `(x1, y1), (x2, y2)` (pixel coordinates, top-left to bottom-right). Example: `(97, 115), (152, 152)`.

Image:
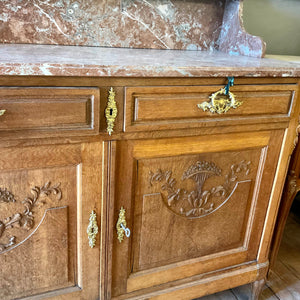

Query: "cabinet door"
(0, 143), (102, 300)
(108, 130), (284, 298)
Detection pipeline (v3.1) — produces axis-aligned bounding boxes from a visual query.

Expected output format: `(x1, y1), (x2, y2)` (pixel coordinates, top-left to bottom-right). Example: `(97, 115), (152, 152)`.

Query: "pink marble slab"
(0, 0), (265, 57)
(0, 44), (299, 77)
(0, 0), (225, 50)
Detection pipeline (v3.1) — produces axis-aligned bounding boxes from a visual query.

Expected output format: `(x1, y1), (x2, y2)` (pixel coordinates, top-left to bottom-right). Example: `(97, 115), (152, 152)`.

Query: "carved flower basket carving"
(149, 160), (250, 219)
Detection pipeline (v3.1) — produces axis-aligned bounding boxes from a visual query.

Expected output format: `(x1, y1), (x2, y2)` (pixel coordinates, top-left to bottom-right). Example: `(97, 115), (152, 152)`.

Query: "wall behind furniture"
(243, 0), (300, 56)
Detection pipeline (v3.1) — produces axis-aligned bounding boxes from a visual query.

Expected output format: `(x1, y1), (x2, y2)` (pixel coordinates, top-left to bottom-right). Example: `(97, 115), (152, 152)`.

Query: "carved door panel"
(0, 143), (102, 300)
(109, 130), (284, 298)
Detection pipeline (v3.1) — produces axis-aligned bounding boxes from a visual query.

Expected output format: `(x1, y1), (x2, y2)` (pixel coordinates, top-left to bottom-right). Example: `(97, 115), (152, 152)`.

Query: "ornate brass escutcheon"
(116, 207), (131, 243)
(197, 88), (242, 114)
(87, 210), (98, 248)
(105, 87), (117, 135)
(198, 77), (242, 114)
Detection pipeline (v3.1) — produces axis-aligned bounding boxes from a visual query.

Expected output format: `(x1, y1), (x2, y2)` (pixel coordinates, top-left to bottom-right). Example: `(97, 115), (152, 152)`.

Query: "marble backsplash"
(0, 0), (226, 50)
(0, 0), (266, 57)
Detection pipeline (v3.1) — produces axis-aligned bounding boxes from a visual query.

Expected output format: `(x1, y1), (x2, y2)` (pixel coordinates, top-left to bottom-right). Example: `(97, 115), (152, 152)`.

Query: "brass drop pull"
(116, 207), (131, 243)
(105, 87), (117, 136)
(87, 210), (98, 248)
(197, 77), (242, 114)
(0, 109), (6, 116)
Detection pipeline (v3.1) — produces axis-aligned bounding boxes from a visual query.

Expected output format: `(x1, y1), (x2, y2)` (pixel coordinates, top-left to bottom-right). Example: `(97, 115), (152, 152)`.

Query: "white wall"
(243, 0), (300, 55)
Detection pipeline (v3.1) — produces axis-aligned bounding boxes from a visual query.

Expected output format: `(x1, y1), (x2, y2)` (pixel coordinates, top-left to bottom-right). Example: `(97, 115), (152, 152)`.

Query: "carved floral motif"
(0, 182), (62, 253)
(0, 188), (16, 203)
(149, 160), (250, 218)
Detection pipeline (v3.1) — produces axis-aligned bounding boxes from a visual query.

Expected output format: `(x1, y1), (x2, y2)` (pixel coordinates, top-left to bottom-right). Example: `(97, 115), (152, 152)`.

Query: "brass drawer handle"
(0, 109), (6, 116)
(116, 207), (131, 243)
(197, 77), (242, 114)
(87, 210), (98, 248)
(105, 87), (117, 136)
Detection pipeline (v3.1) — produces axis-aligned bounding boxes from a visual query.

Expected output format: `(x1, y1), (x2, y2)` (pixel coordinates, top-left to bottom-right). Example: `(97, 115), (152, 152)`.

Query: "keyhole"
(110, 108), (113, 115)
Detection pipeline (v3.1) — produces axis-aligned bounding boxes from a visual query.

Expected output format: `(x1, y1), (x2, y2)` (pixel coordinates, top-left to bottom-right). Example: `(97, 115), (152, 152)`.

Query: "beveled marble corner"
(218, 0), (266, 58)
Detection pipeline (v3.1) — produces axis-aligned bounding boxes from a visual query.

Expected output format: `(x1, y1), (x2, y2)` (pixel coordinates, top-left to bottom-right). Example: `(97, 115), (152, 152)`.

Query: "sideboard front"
(0, 77), (298, 300)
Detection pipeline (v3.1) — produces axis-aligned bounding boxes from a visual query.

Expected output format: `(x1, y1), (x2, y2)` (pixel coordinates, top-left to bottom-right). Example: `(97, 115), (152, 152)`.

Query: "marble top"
(0, 44), (299, 77)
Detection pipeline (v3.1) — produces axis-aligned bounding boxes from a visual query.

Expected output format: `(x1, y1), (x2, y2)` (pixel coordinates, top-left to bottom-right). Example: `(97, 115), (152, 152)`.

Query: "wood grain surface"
(0, 75), (299, 300)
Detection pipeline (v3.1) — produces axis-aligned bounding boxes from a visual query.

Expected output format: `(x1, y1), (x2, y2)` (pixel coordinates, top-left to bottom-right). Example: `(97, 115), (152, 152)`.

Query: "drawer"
(0, 87), (100, 138)
(124, 84), (297, 132)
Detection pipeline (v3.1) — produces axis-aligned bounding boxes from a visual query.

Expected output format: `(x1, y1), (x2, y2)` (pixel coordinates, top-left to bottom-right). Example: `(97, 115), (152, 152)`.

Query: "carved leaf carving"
(149, 160), (251, 219)
(0, 182), (62, 253)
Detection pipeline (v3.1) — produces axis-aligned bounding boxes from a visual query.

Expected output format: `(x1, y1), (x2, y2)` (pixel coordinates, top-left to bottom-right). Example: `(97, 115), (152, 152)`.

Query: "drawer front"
(124, 84), (296, 132)
(0, 87), (100, 137)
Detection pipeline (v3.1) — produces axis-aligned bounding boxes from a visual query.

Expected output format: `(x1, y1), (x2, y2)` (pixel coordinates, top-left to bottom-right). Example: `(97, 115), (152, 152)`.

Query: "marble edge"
(0, 62), (299, 78)
(0, 44), (299, 78)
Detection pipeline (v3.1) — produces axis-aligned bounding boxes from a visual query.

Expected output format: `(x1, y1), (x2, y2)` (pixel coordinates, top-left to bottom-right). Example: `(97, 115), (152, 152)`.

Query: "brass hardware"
(87, 210), (98, 248)
(0, 110), (6, 116)
(116, 207), (131, 243)
(197, 88), (242, 114)
(105, 87), (117, 136)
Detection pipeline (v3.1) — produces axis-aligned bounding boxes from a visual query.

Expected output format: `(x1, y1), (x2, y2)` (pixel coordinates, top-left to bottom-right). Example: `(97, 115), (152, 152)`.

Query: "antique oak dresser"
(0, 0), (300, 299)
(0, 45), (299, 300)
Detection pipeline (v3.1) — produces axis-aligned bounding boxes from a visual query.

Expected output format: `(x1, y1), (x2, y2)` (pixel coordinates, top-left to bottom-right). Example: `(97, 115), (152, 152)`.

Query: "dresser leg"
(251, 279), (265, 300)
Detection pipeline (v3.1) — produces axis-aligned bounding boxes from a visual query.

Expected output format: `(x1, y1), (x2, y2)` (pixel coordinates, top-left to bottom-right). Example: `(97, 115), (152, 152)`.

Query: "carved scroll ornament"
(292, 118), (300, 153)
(149, 160), (250, 219)
(286, 170), (300, 199)
(0, 182), (62, 253)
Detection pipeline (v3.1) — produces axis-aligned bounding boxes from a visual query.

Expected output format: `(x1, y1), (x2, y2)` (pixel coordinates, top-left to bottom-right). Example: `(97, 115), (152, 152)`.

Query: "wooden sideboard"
(0, 75), (299, 300)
